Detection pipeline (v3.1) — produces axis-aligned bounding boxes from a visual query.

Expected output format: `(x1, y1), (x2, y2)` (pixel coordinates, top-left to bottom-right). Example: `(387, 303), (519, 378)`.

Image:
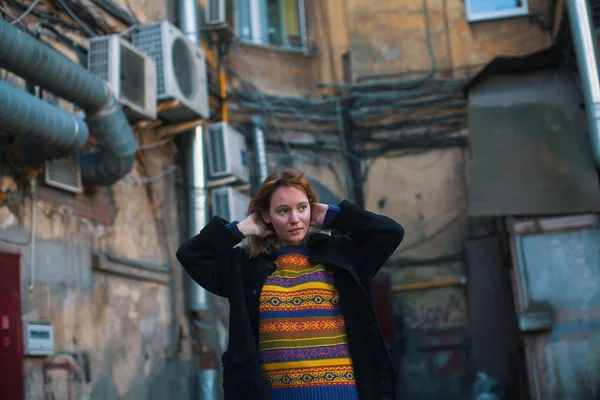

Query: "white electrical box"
(211, 187), (250, 222)
(24, 321), (54, 356)
(206, 122), (249, 183)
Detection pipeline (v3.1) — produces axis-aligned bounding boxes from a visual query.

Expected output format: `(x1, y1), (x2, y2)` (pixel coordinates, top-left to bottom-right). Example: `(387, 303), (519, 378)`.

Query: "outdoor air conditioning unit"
(206, 122), (249, 183)
(88, 34), (157, 121)
(131, 20), (209, 122)
(211, 187), (250, 222)
(206, 0), (234, 27)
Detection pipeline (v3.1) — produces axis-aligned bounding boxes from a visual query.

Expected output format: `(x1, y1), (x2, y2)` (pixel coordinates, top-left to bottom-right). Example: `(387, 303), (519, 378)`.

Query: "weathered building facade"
(221, 2), (557, 398)
(0, 1), (195, 399)
(2, 0), (597, 399)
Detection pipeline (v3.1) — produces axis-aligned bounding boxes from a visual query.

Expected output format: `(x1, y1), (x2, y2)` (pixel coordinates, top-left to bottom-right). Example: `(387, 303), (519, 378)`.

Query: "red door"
(0, 251), (24, 400)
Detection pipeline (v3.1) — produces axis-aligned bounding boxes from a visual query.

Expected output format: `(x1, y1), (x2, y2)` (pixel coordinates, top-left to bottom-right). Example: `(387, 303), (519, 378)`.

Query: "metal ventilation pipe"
(0, 79), (89, 153)
(178, 0), (209, 314)
(176, 1), (217, 399)
(566, 0), (600, 167)
(0, 19), (138, 185)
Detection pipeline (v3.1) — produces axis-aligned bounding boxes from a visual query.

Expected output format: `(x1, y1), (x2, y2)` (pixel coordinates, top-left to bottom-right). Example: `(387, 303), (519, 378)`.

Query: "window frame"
(465, 0), (529, 23)
(235, 0), (307, 53)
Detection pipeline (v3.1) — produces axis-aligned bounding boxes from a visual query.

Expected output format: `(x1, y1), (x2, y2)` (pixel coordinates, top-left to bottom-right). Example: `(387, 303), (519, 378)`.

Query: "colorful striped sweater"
(258, 245), (359, 400)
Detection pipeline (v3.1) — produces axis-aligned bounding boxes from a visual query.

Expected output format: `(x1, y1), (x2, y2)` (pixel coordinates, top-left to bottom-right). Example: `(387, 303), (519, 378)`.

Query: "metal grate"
(88, 38), (110, 82)
(207, 0), (224, 24)
(132, 23), (166, 99)
(208, 124), (227, 174)
(45, 153), (82, 194)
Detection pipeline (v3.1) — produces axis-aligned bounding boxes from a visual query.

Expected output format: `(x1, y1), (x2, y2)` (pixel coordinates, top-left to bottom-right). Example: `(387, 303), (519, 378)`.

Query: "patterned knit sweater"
(258, 245), (359, 400)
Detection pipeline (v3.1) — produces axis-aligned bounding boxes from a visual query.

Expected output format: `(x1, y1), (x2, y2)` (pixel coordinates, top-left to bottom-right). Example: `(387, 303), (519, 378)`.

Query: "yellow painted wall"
(345, 0), (552, 80)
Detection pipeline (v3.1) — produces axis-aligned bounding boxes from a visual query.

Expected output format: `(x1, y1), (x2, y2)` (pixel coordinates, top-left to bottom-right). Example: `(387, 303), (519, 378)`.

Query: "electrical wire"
(55, 0), (98, 37)
(88, 0), (138, 25)
(396, 210), (467, 254)
(138, 137), (173, 150)
(9, 0), (41, 25)
(224, 0), (467, 165)
(4, 0), (88, 34)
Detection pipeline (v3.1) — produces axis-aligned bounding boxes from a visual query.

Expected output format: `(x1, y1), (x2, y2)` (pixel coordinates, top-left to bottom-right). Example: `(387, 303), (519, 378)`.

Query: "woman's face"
(263, 186), (311, 246)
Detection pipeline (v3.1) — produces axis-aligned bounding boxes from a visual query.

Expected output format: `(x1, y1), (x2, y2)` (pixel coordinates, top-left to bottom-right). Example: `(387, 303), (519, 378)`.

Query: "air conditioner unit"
(88, 34), (157, 121)
(211, 187), (250, 222)
(131, 20), (209, 122)
(206, 122), (249, 183)
(206, 0), (234, 27)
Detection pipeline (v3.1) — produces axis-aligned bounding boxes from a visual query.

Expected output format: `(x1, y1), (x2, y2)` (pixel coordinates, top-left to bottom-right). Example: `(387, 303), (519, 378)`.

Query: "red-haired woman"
(176, 169), (404, 400)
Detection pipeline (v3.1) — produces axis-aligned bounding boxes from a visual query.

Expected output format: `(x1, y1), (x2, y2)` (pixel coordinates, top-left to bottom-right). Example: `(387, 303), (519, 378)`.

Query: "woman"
(176, 169), (404, 400)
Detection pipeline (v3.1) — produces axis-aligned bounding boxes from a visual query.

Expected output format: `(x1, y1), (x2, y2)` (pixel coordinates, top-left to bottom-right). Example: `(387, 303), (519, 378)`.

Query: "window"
(235, 0), (306, 50)
(465, 0), (529, 23)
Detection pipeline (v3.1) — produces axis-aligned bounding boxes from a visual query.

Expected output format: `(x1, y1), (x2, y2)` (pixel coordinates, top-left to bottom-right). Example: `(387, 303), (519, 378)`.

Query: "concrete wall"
(346, 0), (552, 80)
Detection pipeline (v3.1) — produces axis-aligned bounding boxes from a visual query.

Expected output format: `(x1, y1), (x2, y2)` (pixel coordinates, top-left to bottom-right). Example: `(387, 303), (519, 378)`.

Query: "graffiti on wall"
(400, 289), (467, 329)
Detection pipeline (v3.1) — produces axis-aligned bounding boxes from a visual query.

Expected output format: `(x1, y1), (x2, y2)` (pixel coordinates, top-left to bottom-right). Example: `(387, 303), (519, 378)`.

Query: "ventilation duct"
(0, 19), (138, 185)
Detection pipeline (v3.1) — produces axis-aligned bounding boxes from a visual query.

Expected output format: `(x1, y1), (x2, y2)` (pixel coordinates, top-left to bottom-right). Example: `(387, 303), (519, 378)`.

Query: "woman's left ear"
(262, 211), (271, 224)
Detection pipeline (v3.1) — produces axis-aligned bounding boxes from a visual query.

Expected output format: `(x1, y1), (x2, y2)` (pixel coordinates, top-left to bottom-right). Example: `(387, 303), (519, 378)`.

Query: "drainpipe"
(177, 0), (209, 314)
(566, 0), (600, 167)
(252, 115), (269, 183)
(176, 1), (217, 399)
(0, 19), (138, 185)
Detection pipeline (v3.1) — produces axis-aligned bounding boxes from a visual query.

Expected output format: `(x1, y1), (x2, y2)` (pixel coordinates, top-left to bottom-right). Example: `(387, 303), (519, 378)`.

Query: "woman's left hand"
(310, 203), (329, 227)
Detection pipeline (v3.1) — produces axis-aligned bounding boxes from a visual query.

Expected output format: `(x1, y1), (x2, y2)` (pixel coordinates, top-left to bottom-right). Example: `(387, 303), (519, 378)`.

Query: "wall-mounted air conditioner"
(131, 20), (209, 122)
(206, 122), (249, 183)
(88, 34), (157, 121)
(206, 0), (234, 27)
(211, 187), (250, 222)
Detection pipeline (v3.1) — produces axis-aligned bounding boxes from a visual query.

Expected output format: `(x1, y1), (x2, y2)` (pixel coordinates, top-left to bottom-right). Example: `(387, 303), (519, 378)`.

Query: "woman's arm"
(318, 200), (404, 280)
(176, 212), (274, 298)
(176, 216), (244, 298)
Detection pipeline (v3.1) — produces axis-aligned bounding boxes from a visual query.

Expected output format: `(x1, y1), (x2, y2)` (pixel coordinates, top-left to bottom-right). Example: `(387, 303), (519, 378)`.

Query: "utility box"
(23, 321), (54, 356)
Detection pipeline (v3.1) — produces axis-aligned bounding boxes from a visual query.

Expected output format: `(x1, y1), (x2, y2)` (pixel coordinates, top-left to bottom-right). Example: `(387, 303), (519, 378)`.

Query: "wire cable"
(10, 0), (41, 25)
(56, 0), (98, 37)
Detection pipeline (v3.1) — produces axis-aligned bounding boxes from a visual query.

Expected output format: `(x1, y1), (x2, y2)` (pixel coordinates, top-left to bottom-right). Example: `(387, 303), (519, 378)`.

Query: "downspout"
(0, 19), (138, 185)
(178, 0), (209, 315)
(176, 1), (217, 399)
(566, 0), (600, 167)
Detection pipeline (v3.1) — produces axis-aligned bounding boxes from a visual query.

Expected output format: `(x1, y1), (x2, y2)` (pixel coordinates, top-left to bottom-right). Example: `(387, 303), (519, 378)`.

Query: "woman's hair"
(245, 169), (319, 257)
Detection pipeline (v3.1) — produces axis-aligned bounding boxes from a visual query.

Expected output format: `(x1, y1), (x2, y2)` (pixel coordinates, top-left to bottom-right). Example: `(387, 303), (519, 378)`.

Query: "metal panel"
(45, 153), (83, 194)
(510, 217), (600, 399)
(392, 263), (470, 400)
(465, 237), (523, 399)
(467, 69), (600, 216)
(0, 251), (24, 400)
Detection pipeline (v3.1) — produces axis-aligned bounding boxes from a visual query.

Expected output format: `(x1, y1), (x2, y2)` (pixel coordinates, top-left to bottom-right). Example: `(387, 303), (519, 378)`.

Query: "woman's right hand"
(237, 212), (275, 238)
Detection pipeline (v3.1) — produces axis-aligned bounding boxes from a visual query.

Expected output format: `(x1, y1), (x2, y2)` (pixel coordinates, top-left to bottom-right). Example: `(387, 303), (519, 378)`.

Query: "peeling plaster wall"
(0, 126), (195, 400)
(0, 1), (197, 398)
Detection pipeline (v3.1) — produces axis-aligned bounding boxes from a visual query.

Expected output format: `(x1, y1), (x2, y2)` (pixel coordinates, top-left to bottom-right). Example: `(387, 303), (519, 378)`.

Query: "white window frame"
(235, 0), (307, 52)
(465, 0), (529, 23)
